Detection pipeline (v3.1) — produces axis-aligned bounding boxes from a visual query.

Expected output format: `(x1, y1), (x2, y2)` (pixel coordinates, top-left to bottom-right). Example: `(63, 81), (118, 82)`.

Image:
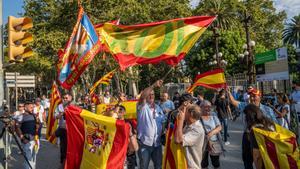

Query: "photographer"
(15, 101), (40, 169)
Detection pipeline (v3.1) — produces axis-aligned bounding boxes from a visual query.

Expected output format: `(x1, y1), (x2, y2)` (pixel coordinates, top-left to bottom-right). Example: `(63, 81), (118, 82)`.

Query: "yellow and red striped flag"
(163, 120), (187, 169)
(64, 105), (130, 169)
(253, 124), (300, 169)
(96, 16), (216, 70)
(89, 69), (115, 95)
(187, 68), (226, 93)
(96, 100), (138, 119)
(46, 82), (62, 144)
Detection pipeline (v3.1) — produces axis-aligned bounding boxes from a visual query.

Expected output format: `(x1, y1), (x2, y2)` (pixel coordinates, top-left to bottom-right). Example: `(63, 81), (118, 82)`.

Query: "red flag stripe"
(287, 155), (298, 169)
(164, 125), (176, 169)
(193, 68), (224, 81)
(105, 118), (130, 169)
(265, 137), (280, 169)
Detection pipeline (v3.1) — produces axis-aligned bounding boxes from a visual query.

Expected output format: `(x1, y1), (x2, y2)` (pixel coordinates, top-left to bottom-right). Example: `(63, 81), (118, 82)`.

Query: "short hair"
(179, 93), (193, 105)
(186, 104), (201, 120)
(200, 100), (211, 107)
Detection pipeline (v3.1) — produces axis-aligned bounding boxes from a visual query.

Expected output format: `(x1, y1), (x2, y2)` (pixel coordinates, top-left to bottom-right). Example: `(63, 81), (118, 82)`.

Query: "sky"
(2, 0), (300, 24)
(3, 0), (24, 23)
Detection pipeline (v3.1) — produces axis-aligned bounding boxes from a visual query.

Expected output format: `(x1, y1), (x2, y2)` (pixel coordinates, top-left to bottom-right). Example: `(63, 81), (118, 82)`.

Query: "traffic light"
(8, 16), (33, 62)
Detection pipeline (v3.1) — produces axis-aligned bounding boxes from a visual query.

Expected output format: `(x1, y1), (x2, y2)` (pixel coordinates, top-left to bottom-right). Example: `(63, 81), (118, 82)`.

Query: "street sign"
(255, 49), (276, 64)
(255, 47), (289, 82)
(255, 47), (287, 65)
(4, 72), (35, 88)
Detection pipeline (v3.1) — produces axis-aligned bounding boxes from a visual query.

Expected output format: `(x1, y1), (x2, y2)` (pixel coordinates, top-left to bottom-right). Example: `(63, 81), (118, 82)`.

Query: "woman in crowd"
(269, 94), (290, 129)
(244, 104), (275, 169)
(200, 100), (222, 169)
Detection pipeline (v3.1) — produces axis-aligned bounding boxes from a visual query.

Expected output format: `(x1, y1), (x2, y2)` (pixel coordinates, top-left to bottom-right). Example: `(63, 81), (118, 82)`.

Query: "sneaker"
(224, 141), (230, 145)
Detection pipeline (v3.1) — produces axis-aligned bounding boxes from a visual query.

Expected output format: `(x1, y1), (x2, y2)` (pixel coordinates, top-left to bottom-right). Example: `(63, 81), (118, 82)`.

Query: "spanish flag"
(89, 69), (115, 95)
(96, 100), (138, 119)
(253, 124), (300, 169)
(163, 120), (187, 169)
(187, 68), (226, 93)
(46, 82), (62, 144)
(96, 16), (216, 70)
(64, 105), (130, 169)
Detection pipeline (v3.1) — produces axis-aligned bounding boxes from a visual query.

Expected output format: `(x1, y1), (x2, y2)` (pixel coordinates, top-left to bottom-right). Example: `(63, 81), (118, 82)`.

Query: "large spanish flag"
(96, 100), (138, 119)
(57, 7), (101, 89)
(65, 105), (130, 169)
(46, 82), (61, 144)
(89, 69), (116, 95)
(163, 120), (187, 169)
(96, 16), (216, 70)
(187, 68), (226, 93)
(253, 124), (300, 169)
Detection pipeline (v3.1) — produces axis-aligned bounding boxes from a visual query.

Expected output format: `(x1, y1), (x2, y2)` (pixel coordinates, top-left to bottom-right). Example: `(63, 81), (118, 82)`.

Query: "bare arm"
(174, 107), (185, 144)
(207, 125), (222, 138)
(138, 80), (163, 105)
(253, 149), (264, 169)
(226, 88), (240, 108)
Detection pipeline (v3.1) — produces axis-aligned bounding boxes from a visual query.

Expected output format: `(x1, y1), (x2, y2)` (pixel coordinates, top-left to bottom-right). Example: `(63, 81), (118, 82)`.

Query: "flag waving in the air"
(46, 82), (61, 144)
(98, 16), (216, 70)
(89, 69), (116, 95)
(57, 7), (101, 90)
(187, 68), (226, 93)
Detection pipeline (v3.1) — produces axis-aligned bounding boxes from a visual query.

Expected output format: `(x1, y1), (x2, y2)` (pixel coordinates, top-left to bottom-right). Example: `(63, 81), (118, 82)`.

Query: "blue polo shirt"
(137, 103), (166, 147)
(159, 100), (175, 113)
(238, 102), (278, 123)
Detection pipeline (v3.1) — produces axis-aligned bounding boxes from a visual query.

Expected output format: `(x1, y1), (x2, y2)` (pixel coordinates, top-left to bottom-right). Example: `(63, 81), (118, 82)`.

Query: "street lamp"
(238, 0), (256, 85)
(209, 27), (228, 69)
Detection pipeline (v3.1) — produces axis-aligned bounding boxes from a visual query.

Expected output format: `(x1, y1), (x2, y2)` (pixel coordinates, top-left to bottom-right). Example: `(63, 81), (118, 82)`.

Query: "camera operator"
(15, 101), (40, 169)
(55, 93), (73, 167)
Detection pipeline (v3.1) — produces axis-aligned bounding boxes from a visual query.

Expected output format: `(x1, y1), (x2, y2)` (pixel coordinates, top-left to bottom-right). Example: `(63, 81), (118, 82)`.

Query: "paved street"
(0, 117), (245, 169)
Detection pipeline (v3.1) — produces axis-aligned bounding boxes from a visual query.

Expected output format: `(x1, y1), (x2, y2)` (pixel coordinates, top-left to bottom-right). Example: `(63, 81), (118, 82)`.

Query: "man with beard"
(55, 93), (73, 167)
(15, 101), (40, 169)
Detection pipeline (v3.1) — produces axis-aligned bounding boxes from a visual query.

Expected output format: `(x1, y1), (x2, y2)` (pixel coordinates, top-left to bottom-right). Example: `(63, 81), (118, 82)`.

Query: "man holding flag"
(55, 93), (73, 167)
(137, 80), (166, 169)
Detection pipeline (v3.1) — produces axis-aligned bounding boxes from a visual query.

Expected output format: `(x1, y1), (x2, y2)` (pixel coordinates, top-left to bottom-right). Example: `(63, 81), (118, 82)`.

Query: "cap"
(35, 98), (41, 102)
(248, 88), (261, 96)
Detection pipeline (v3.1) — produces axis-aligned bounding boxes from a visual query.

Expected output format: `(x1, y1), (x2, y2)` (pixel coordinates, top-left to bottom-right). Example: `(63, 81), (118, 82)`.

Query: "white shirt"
(243, 92), (250, 102)
(33, 105), (44, 123)
(103, 96), (110, 104)
(54, 104), (66, 128)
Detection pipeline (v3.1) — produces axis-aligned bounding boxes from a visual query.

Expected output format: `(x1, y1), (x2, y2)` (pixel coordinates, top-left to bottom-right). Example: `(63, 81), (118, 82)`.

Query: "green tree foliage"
(185, 0), (286, 80)
(283, 14), (300, 48)
(7, 0), (289, 93)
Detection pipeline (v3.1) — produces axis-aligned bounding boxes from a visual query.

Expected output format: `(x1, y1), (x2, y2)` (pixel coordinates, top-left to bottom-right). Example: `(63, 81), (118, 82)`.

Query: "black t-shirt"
(215, 98), (229, 119)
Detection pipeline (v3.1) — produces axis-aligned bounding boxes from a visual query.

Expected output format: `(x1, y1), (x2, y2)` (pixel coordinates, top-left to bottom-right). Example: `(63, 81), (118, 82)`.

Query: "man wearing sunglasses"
(55, 93), (73, 167)
(137, 80), (166, 169)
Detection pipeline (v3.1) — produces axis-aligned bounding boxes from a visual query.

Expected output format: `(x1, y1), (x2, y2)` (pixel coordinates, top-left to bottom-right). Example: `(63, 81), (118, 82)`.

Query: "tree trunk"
(128, 67), (138, 97)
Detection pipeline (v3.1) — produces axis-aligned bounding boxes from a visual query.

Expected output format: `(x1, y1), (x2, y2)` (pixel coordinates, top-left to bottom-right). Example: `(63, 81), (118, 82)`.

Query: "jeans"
(201, 150), (220, 168)
(138, 142), (162, 169)
(220, 118), (228, 142)
(127, 153), (137, 169)
(38, 123), (43, 139)
(58, 128), (67, 164)
(22, 140), (37, 169)
(242, 131), (253, 169)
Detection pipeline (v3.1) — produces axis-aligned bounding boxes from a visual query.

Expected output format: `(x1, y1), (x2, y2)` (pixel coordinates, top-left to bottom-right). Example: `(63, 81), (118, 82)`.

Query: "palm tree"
(283, 14), (300, 48)
(194, 0), (239, 30)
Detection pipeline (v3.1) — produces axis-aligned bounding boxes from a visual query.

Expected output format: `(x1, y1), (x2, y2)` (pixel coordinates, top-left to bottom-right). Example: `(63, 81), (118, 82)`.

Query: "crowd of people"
(3, 79), (300, 169)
